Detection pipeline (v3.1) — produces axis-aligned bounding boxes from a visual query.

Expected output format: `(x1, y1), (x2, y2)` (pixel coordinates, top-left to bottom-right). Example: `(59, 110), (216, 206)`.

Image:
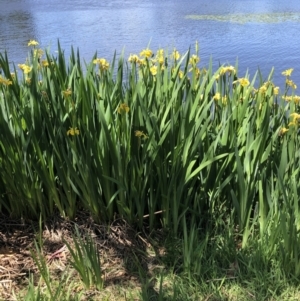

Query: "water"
(1, 0), (300, 88)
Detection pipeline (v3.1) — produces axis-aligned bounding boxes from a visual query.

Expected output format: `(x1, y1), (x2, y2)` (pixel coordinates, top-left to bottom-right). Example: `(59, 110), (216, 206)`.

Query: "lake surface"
(1, 0), (300, 88)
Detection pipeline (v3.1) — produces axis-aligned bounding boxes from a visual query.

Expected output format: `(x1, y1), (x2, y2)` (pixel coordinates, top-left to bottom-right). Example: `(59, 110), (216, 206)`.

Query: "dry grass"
(0, 212), (167, 301)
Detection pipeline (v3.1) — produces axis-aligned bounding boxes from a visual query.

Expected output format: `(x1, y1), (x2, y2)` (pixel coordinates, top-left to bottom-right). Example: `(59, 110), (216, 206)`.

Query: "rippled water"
(1, 0), (300, 87)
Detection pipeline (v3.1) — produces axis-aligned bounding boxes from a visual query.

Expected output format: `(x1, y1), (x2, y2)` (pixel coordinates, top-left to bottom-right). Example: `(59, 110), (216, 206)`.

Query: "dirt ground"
(0, 211), (166, 300)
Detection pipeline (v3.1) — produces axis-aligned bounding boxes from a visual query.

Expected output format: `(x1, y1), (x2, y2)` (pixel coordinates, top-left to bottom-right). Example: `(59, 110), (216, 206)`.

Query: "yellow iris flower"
(0, 76), (12, 86)
(290, 112), (300, 124)
(293, 95), (300, 104)
(279, 127), (289, 135)
(282, 68), (293, 77)
(41, 60), (49, 67)
(213, 92), (221, 101)
(259, 86), (267, 94)
(220, 66), (236, 76)
(233, 78), (250, 87)
(150, 65), (158, 76)
(34, 49), (44, 58)
(18, 64), (32, 74)
(63, 89), (72, 97)
(283, 95), (300, 104)
(222, 95), (227, 105)
(135, 130), (148, 139)
(156, 49), (165, 65)
(273, 87), (279, 95)
(128, 54), (140, 63)
(172, 49), (181, 60)
(28, 40), (39, 46)
(189, 54), (200, 65)
(140, 48), (153, 58)
(286, 79), (297, 89)
(178, 70), (184, 79)
(117, 103), (130, 114)
(93, 58), (110, 71)
(67, 127), (80, 136)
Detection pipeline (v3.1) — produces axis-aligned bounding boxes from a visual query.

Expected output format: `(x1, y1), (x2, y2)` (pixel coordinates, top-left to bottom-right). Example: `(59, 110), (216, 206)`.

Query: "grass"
(1, 40), (300, 300)
(1, 213), (300, 301)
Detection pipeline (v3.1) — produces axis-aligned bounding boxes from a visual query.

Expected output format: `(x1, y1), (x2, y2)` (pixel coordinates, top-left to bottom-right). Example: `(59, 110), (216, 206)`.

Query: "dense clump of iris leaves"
(1, 42), (300, 277)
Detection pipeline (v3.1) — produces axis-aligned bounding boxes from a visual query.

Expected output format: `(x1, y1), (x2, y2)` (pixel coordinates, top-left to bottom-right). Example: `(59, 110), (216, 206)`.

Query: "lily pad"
(185, 12), (300, 24)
